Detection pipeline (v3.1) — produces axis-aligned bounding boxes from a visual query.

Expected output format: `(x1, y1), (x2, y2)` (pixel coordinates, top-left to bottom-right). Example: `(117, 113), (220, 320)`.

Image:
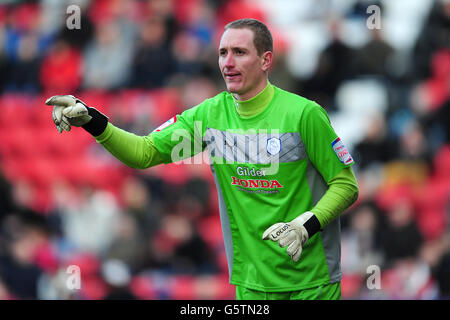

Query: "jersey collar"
(233, 81), (275, 118)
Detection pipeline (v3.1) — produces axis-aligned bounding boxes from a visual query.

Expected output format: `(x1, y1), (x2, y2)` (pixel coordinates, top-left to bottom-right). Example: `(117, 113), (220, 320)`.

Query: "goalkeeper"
(46, 19), (358, 300)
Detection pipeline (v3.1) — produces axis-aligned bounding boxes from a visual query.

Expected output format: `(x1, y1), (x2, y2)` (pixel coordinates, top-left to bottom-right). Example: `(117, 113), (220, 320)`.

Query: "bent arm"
(310, 166), (359, 229)
(94, 123), (164, 169)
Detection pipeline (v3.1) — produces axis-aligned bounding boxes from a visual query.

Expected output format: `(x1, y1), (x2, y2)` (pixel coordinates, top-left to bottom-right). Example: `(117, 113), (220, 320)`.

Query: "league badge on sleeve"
(332, 137), (354, 165)
(153, 115), (177, 133)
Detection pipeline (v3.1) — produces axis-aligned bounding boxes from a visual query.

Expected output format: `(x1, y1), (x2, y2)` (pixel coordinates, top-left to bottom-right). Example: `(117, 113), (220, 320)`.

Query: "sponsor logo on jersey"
(236, 166), (266, 177)
(153, 115), (177, 132)
(266, 137), (281, 155)
(231, 176), (283, 189)
(332, 137), (354, 165)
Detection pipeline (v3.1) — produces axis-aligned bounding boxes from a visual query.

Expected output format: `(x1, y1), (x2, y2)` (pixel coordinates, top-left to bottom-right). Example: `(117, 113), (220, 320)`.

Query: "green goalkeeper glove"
(45, 95), (108, 136)
(262, 211), (320, 262)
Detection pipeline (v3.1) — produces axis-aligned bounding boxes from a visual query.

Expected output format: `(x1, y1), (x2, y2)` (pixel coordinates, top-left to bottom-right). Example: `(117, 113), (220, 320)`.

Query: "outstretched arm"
(45, 95), (164, 169)
(94, 123), (164, 169)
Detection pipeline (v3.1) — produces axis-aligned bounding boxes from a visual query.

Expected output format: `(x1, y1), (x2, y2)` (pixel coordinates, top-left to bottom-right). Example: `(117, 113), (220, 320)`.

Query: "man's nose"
(223, 52), (235, 67)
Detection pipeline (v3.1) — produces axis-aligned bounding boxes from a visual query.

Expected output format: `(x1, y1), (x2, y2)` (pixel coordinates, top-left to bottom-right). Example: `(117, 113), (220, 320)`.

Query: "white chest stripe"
(203, 128), (306, 164)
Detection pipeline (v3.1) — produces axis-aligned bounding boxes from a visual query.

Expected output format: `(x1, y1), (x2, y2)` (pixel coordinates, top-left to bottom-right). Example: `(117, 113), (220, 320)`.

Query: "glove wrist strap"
(303, 214), (321, 238)
(82, 107), (109, 137)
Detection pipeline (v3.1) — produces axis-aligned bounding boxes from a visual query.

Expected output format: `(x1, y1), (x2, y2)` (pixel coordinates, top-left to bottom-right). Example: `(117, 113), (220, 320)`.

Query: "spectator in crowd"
(0, 209), (50, 299)
(101, 258), (137, 300)
(82, 19), (136, 90)
(427, 98), (450, 145)
(341, 201), (386, 274)
(300, 18), (355, 112)
(266, 41), (298, 95)
(7, 33), (41, 92)
(105, 175), (161, 272)
(435, 247), (450, 298)
(58, 186), (121, 256)
(130, 16), (176, 89)
(420, 234), (450, 298)
(353, 28), (395, 79)
(0, 173), (16, 224)
(39, 39), (83, 95)
(147, 210), (219, 275)
(171, 29), (209, 77)
(0, 276), (13, 299)
(380, 197), (423, 266)
(353, 112), (397, 170)
(58, 13), (94, 50)
(176, 75), (219, 111)
(397, 120), (432, 163)
(413, 0), (450, 80)
(104, 210), (148, 273)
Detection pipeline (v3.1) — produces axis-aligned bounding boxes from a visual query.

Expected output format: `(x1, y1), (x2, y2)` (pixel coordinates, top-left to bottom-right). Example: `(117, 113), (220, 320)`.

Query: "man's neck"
(233, 81), (274, 118)
(233, 78), (269, 101)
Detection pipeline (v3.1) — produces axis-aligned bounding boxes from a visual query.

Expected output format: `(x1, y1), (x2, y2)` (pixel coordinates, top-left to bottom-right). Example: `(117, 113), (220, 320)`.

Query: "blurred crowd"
(0, 0), (448, 300)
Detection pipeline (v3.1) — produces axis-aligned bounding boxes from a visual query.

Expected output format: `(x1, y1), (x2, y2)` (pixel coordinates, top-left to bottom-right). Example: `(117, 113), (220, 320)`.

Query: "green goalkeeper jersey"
(150, 84), (354, 292)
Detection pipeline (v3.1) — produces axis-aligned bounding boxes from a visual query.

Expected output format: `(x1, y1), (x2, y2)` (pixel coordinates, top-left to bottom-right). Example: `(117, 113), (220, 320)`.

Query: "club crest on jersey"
(153, 116), (177, 132)
(266, 137), (281, 155)
(332, 137), (354, 165)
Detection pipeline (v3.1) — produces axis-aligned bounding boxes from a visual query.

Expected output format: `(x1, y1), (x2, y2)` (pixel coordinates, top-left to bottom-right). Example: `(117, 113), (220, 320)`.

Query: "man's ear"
(261, 51), (273, 72)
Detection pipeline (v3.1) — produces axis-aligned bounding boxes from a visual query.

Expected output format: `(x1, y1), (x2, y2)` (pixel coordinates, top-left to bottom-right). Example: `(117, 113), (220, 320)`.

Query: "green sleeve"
(301, 102), (354, 184)
(94, 122), (164, 169)
(151, 101), (208, 164)
(310, 167), (359, 228)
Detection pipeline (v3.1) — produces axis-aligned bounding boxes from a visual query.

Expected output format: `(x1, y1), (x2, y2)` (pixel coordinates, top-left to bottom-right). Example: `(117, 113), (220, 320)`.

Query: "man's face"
(218, 28), (269, 100)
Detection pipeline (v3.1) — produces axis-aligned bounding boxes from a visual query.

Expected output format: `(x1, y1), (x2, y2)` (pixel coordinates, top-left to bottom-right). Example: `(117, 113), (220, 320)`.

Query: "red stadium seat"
(29, 95), (55, 129)
(151, 88), (182, 124)
(170, 275), (195, 299)
(77, 90), (113, 114)
(341, 273), (363, 299)
(1, 126), (39, 159)
(193, 275), (233, 300)
(79, 275), (108, 300)
(415, 176), (449, 240)
(0, 94), (30, 130)
(129, 276), (157, 299)
(198, 215), (224, 248)
(433, 144), (450, 179)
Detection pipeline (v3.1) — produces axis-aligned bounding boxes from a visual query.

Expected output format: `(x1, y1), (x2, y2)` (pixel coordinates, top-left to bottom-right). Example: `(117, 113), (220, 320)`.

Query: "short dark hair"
(224, 18), (273, 56)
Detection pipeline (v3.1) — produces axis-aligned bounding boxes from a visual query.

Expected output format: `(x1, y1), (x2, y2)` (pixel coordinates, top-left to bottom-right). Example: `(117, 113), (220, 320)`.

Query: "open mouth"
(224, 72), (241, 81)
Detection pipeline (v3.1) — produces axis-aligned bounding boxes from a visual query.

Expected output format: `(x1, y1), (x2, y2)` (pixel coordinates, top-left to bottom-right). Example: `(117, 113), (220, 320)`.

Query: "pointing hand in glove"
(45, 95), (92, 133)
(45, 95), (108, 136)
